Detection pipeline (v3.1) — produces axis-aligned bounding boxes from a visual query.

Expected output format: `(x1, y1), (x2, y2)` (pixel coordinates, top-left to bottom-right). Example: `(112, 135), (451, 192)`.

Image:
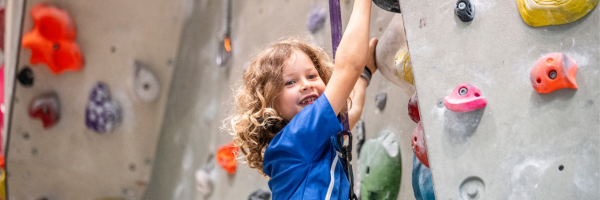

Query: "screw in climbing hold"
(437, 98), (445, 108)
(459, 87), (468, 96)
(454, 0), (475, 22)
(458, 2), (466, 10)
(548, 70), (557, 80)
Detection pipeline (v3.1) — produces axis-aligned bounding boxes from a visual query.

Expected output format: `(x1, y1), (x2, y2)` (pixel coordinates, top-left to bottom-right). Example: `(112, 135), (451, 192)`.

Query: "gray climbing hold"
(134, 61), (161, 102)
(375, 92), (388, 111)
(248, 189), (271, 200)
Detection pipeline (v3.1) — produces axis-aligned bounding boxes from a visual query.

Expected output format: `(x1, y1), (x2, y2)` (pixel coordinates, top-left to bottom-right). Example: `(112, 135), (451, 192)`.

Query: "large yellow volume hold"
(394, 46), (414, 85)
(517, 0), (599, 26)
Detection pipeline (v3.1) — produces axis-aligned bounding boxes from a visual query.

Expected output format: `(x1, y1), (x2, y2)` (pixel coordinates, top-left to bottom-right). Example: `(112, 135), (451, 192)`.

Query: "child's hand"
(366, 38), (378, 74)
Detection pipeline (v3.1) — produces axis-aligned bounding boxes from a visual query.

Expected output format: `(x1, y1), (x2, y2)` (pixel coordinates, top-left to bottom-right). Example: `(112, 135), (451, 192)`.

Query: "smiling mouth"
(299, 96), (318, 105)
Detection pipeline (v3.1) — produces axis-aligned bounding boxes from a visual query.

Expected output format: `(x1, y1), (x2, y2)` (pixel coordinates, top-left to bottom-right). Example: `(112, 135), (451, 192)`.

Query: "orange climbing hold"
(21, 4), (83, 75)
(530, 52), (578, 94)
(216, 141), (238, 174)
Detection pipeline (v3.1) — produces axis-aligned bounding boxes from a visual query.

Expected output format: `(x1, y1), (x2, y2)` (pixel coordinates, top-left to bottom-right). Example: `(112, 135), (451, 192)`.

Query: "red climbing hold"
(21, 4), (83, 75)
(443, 83), (486, 112)
(28, 93), (60, 129)
(216, 141), (238, 174)
(408, 92), (420, 123)
(411, 121), (429, 168)
(530, 52), (578, 94)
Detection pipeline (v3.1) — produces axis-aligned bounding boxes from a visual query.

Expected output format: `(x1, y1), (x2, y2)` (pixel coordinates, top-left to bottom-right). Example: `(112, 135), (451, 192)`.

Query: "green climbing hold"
(359, 130), (402, 200)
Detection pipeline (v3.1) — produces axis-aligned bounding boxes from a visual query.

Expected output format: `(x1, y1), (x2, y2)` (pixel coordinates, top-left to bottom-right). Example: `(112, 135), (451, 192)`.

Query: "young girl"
(228, 0), (376, 199)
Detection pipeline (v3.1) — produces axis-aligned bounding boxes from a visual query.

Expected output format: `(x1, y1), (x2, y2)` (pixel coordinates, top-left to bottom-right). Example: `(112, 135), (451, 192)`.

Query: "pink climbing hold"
(443, 83), (486, 112)
(411, 121), (429, 168)
(408, 92), (420, 123)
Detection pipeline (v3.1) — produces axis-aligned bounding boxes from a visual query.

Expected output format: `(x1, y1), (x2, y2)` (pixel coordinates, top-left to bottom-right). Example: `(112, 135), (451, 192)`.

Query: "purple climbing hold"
(307, 5), (327, 33)
(85, 82), (121, 133)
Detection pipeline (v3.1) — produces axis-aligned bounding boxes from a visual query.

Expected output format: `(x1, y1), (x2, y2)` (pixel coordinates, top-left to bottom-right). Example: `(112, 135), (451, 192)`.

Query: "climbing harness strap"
(328, 0), (357, 199)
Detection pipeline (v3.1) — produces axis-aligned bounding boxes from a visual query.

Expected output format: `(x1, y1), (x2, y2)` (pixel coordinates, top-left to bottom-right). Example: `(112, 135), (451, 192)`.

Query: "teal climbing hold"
(359, 130), (402, 200)
(412, 154), (436, 200)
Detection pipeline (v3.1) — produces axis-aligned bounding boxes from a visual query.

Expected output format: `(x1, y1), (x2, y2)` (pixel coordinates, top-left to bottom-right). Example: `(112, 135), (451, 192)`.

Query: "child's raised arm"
(324, 0), (372, 116)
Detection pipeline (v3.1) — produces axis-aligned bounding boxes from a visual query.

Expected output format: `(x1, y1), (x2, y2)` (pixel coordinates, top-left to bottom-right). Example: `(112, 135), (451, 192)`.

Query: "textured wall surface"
(400, 0), (599, 199)
(146, 0), (419, 200)
(5, 0), (187, 199)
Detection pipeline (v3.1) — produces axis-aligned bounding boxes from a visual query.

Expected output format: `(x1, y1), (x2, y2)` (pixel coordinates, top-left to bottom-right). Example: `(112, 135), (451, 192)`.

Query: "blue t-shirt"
(263, 94), (350, 200)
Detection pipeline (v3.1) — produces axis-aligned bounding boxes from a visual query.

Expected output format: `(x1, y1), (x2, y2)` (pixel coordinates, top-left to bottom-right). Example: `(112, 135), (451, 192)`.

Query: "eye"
(285, 80), (295, 86)
(308, 75), (317, 79)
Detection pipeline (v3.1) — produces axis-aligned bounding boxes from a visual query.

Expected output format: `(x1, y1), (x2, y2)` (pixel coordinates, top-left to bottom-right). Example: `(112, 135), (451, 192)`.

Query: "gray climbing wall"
(399, 0), (599, 199)
(4, 0), (186, 199)
(146, 0), (419, 200)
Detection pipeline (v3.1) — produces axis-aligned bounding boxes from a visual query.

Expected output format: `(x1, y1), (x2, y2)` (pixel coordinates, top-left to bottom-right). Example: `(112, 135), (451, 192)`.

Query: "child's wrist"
(360, 66), (371, 86)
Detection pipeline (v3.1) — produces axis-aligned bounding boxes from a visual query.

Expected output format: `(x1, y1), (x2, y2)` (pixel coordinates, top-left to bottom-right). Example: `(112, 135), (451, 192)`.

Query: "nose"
(299, 78), (313, 92)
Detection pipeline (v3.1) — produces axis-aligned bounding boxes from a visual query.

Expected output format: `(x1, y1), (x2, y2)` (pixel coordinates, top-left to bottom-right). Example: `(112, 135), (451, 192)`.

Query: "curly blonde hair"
(226, 37), (338, 177)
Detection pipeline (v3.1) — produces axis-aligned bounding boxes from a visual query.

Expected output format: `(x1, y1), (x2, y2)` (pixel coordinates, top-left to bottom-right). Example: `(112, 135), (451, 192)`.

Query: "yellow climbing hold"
(394, 46), (414, 85)
(517, 0), (598, 26)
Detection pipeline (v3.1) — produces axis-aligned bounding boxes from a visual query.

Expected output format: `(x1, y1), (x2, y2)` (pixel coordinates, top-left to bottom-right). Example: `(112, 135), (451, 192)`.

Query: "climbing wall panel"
(6, 0), (186, 199)
(146, 0), (419, 199)
(400, 0), (599, 199)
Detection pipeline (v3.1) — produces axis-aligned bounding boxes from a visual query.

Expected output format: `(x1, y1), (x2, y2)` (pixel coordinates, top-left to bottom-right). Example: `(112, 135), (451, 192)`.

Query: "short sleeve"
(265, 94), (343, 163)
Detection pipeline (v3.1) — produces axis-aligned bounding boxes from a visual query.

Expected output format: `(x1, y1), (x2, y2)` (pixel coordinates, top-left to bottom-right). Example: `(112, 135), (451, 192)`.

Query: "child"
(228, 0), (376, 199)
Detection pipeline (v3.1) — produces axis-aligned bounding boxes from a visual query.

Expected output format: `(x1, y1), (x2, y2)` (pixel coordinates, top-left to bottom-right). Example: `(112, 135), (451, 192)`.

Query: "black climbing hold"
(454, 0), (475, 22)
(18, 67), (34, 86)
(375, 92), (388, 111)
(373, 0), (401, 13)
(248, 189), (271, 200)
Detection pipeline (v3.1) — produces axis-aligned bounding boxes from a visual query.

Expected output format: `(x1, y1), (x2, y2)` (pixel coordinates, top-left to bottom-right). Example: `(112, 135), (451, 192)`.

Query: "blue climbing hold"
(412, 154), (436, 200)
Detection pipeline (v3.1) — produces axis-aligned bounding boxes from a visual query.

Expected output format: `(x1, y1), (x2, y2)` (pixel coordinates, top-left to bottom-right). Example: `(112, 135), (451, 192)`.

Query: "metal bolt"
(459, 87), (468, 96)
(548, 70), (557, 80)
(458, 2), (466, 10)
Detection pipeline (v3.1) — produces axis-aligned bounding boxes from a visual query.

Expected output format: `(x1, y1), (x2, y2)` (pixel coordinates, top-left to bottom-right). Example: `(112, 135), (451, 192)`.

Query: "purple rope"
(328, 0), (350, 131)
(328, 0), (343, 60)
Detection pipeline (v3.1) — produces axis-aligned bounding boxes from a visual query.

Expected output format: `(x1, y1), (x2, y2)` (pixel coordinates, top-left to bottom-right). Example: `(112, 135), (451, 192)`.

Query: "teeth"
(301, 97), (317, 104)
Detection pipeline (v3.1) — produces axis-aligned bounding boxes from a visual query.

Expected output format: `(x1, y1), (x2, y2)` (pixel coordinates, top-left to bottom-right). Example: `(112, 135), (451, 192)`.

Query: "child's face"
(275, 51), (326, 122)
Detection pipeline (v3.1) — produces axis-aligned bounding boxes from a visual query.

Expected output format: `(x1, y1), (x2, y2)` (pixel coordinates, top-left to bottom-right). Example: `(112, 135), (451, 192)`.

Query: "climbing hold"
(85, 82), (122, 133)
(412, 154), (436, 200)
(459, 176), (485, 200)
(455, 0), (475, 22)
(133, 61), (161, 102)
(443, 83), (486, 113)
(530, 52), (578, 94)
(355, 117), (366, 157)
(29, 93), (60, 129)
(216, 141), (238, 174)
(17, 67), (34, 86)
(359, 130), (401, 200)
(307, 5), (327, 33)
(373, 0), (401, 13)
(195, 168), (214, 199)
(375, 92), (387, 111)
(517, 0), (598, 27)
(394, 45), (414, 85)
(412, 122), (429, 168)
(248, 189), (271, 200)
(21, 4), (83, 75)
(408, 92), (420, 123)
